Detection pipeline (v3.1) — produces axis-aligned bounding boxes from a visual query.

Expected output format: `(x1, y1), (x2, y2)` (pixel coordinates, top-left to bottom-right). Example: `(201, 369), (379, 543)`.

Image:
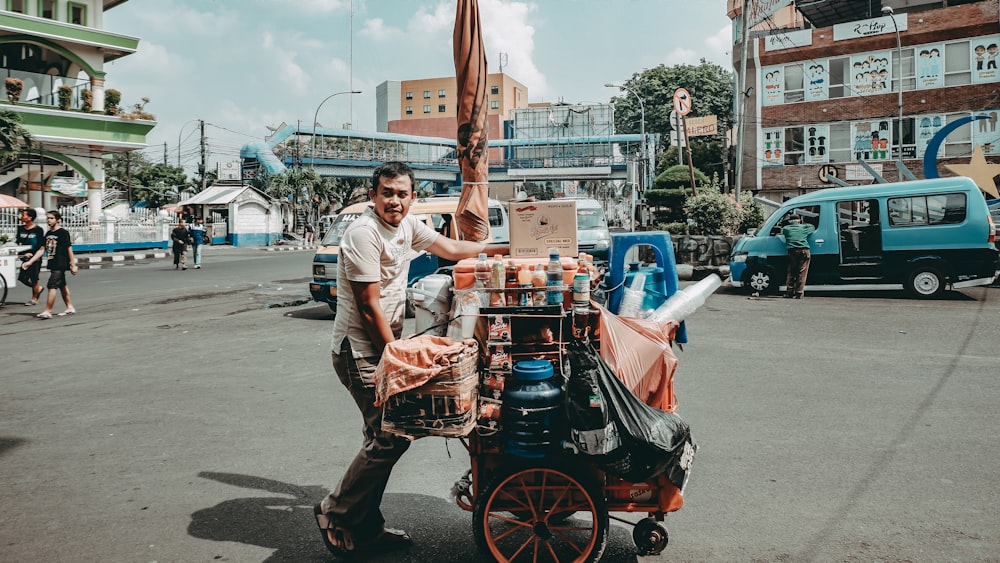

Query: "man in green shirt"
(782, 214), (816, 298)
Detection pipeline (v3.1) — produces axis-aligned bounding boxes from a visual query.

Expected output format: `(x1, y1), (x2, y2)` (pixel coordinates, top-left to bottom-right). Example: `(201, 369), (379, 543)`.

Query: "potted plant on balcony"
(5, 78), (24, 103)
(57, 85), (73, 110)
(105, 88), (121, 115)
(81, 88), (92, 112)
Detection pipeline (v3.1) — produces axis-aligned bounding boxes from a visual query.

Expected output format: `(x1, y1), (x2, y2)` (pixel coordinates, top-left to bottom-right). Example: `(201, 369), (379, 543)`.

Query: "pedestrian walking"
(189, 217), (206, 269)
(313, 161), (508, 557)
(782, 213), (816, 298)
(304, 221), (315, 244)
(171, 219), (192, 270)
(16, 207), (45, 306)
(21, 210), (77, 318)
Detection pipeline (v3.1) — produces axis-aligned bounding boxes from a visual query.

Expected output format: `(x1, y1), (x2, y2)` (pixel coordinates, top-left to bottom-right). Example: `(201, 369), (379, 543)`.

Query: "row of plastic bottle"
(472, 249), (599, 309)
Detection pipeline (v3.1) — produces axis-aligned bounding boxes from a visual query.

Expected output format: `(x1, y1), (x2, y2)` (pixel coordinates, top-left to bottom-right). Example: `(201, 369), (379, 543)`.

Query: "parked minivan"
(309, 196), (505, 312)
(729, 177), (998, 298)
(551, 197), (612, 262)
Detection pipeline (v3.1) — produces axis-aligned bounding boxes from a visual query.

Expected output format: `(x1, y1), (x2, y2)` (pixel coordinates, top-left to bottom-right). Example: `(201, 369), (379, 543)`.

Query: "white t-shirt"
(331, 206), (439, 358)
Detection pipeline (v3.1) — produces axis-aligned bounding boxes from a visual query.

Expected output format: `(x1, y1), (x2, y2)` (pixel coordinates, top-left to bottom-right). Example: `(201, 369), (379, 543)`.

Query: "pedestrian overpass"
(240, 122), (652, 187)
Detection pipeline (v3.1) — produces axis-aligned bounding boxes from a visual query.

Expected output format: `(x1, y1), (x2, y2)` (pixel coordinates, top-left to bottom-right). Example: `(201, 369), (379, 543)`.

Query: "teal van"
(729, 177), (998, 298)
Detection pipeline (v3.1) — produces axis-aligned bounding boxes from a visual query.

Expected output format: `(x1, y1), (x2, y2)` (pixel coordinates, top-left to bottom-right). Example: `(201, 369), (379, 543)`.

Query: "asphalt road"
(1, 247), (998, 562)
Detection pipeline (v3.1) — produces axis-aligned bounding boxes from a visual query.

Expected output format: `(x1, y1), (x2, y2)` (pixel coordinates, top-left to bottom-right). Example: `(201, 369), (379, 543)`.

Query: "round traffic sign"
(673, 88), (692, 116)
(818, 164), (839, 183)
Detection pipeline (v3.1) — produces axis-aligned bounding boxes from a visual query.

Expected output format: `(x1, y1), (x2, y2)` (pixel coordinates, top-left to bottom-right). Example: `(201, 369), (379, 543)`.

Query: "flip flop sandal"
(313, 503), (354, 557)
(57, 309), (76, 316)
(36, 311), (52, 319)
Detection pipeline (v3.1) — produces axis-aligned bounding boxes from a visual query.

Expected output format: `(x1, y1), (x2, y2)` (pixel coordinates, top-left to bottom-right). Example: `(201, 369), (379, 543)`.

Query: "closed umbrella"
(453, 0), (490, 242)
(0, 193), (28, 208)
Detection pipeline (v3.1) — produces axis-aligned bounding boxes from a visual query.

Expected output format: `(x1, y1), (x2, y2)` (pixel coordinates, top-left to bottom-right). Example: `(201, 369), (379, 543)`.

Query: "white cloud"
(663, 47), (699, 66)
(704, 24), (733, 65)
(359, 18), (404, 42)
(480, 0), (546, 97)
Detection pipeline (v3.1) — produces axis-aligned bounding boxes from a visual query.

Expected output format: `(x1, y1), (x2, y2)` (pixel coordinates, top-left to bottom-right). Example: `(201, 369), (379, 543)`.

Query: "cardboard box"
(508, 200), (578, 259)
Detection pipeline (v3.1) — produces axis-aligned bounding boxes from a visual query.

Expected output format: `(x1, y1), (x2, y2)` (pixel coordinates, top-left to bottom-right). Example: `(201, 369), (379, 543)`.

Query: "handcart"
(384, 242), (700, 562)
(447, 299), (684, 562)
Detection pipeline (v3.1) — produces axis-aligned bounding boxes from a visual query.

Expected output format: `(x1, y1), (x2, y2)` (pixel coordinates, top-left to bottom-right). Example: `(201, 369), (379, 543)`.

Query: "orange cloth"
(453, 0), (490, 242)
(374, 335), (478, 406)
(596, 304), (680, 411)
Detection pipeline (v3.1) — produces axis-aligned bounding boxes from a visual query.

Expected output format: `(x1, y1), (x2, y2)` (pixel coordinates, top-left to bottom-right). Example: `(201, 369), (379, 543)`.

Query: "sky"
(102, 0), (732, 178)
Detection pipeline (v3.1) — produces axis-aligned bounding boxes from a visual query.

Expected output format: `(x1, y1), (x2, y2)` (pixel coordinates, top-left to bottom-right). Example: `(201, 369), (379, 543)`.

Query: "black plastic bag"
(566, 339), (696, 488)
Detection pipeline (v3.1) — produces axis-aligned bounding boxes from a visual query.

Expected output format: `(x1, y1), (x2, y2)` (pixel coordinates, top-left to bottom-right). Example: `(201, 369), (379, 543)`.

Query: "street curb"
(77, 252), (167, 269)
(264, 245), (317, 252)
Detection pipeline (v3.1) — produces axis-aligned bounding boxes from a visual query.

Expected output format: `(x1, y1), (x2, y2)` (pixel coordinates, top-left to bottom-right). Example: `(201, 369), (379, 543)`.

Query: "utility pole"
(735, 0), (751, 199)
(163, 142), (167, 165)
(199, 119), (206, 191)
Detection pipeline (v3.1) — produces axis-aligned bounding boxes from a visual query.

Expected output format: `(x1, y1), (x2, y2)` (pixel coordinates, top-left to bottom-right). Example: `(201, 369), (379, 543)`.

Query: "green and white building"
(0, 0), (153, 220)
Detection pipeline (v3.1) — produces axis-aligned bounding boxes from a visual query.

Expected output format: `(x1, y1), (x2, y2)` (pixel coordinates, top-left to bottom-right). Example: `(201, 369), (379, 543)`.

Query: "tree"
(105, 152), (189, 207)
(0, 109), (31, 163)
(654, 164), (709, 190)
(609, 61), (734, 183)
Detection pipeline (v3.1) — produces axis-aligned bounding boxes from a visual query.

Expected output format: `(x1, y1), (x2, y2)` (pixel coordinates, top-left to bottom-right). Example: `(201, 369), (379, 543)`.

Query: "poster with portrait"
(850, 51), (891, 96)
(804, 124), (830, 164)
(972, 109), (1000, 155)
(762, 128), (783, 166)
(971, 37), (1000, 84)
(915, 43), (944, 89)
(915, 114), (945, 159)
(851, 119), (891, 161)
(761, 66), (783, 106)
(804, 59), (829, 102)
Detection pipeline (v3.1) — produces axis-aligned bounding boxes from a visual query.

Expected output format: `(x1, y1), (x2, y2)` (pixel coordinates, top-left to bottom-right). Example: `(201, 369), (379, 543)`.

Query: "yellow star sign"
(944, 145), (1000, 198)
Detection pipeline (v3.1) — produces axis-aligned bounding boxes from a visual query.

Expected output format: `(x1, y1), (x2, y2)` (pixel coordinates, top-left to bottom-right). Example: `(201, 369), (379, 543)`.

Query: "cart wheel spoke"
(474, 462), (609, 562)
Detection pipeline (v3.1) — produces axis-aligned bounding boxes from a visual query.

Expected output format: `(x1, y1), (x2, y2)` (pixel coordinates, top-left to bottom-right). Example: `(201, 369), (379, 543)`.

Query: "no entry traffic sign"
(673, 88), (692, 116)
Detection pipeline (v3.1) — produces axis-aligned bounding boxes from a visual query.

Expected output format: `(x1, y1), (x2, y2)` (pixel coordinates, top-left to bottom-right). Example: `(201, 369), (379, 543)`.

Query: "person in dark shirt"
(171, 219), (192, 270)
(781, 214), (816, 299)
(21, 210), (77, 318)
(16, 207), (45, 306)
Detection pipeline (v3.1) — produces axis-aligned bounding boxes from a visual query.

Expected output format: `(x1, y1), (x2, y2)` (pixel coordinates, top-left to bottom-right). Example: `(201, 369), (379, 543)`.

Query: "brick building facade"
(733, 0), (1000, 201)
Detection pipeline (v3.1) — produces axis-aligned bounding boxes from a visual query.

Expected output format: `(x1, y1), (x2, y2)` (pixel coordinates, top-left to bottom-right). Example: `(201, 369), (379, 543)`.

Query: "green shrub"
(682, 174), (740, 235)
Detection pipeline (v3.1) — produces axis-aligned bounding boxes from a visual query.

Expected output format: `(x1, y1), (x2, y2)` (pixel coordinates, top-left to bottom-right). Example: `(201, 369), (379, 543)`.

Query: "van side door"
(837, 198), (884, 281)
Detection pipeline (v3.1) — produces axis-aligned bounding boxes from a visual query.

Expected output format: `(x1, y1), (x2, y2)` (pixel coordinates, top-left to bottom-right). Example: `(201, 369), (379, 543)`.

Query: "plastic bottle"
(517, 264), (533, 306)
(531, 264), (547, 306)
(617, 272), (646, 318)
(646, 274), (723, 323)
(546, 248), (563, 306)
(490, 254), (506, 306)
(474, 253), (491, 306)
(573, 253), (591, 309)
(505, 260), (519, 306)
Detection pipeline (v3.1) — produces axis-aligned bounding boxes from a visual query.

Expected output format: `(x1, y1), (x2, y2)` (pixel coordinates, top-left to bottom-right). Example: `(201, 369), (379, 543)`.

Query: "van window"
(887, 193), (966, 226)
(488, 207), (504, 227)
(321, 213), (360, 245)
(770, 205), (820, 235)
(577, 209), (608, 230)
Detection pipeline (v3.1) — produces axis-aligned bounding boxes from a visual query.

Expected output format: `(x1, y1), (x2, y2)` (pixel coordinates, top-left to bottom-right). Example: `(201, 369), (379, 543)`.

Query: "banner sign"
(49, 177), (87, 197)
(685, 115), (718, 137)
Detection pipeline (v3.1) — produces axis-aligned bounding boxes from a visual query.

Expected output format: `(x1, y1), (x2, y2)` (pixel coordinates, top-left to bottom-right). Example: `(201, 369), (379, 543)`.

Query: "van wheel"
(907, 265), (945, 298)
(743, 266), (777, 294)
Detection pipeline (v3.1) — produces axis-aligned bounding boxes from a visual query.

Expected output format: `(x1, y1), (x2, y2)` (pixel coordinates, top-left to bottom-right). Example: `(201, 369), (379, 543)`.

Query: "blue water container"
(503, 360), (562, 458)
(625, 264), (668, 310)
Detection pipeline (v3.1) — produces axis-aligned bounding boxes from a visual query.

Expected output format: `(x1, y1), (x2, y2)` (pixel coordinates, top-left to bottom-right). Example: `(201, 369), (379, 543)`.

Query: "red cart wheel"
(473, 461), (608, 562)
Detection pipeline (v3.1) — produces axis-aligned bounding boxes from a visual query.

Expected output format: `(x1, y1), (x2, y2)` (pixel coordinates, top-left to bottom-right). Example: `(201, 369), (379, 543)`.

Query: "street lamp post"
(605, 83), (645, 231)
(882, 6), (904, 162)
(311, 90), (361, 168)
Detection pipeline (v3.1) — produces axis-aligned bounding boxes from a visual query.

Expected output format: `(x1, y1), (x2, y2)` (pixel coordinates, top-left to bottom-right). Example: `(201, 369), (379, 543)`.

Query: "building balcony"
(0, 11), (137, 62)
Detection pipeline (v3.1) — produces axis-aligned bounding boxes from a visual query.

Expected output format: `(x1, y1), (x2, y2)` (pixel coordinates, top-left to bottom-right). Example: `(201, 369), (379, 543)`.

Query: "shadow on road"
(0, 436), (26, 458)
(188, 471), (638, 562)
